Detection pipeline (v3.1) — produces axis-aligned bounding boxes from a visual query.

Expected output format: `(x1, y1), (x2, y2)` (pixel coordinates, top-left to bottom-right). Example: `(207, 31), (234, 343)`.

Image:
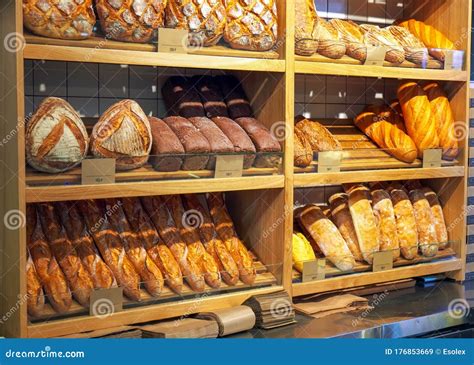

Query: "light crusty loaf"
(26, 97), (88, 173)
(295, 118), (342, 152)
(55, 201), (116, 290)
(296, 204), (355, 271)
(183, 194), (240, 286)
(354, 107), (417, 163)
(295, 0), (318, 56)
(371, 189), (400, 260)
(397, 82), (440, 158)
(294, 127), (313, 168)
(95, 0), (166, 43)
(329, 19), (366, 62)
(387, 101), (406, 132)
(23, 0), (95, 40)
(360, 24), (405, 64)
(422, 82), (459, 160)
(78, 200), (141, 301)
(315, 17), (346, 59)
(122, 197), (183, 294)
(148, 117), (184, 172)
(388, 187), (418, 259)
(422, 187), (448, 250)
(26, 251), (45, 317)
(27, 205), (72, 314)
(91, 100), (152, 170)
(387, 26), (428, 66)
(224, 0), (278, 51)
(207, 193), (256, 284)
(409, 189), (439, 257)
(142, 196), (205, 292)
(328, 193), (363, 262)
(162, 76), (206, 118)
(165, 0), (226, 47)
(346, 185), (380, 264)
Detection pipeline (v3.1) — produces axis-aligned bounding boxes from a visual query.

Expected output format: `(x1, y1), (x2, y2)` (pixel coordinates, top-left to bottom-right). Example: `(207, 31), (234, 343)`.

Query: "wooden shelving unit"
(0, 0), (470, 338)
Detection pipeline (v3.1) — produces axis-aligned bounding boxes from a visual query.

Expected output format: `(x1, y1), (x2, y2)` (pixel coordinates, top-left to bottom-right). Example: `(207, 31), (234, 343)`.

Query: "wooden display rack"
(0, 0), (470, 338)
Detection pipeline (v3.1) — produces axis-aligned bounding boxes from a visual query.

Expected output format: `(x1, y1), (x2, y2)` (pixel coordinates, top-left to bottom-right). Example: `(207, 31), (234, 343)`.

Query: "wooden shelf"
(24, 34), (285, 72)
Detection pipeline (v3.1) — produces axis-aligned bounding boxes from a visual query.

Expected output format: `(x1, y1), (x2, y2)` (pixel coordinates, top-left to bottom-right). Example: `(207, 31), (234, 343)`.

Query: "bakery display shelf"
(24, 34), (285, 73)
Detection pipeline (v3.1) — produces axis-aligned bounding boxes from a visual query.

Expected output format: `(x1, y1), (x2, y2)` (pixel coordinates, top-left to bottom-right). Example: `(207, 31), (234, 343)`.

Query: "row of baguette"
(23, 0), (278, 51)
(294, 81), (458, 168)
(293, 181), (448, 272)
(26, 74), (281, 174)
(26, 193), (256, 317)
(296, 1), (457, 65)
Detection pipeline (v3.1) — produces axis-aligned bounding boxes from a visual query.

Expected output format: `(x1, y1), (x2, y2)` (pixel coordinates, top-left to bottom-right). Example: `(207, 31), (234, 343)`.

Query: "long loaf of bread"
(27, 205), (72, 313)
(26, 250), (45, 317)
(183, 194), (240, 286)
(141, 196), (205, 292)
(371, 189), (400, 260)
(121, 197), (183, 294)
(422, 187), (449, 250)
(37, 203), (94, 307)
(207, 193), (256, 284)
(409, 189), (439, 257)
(77, 200), (141, 301)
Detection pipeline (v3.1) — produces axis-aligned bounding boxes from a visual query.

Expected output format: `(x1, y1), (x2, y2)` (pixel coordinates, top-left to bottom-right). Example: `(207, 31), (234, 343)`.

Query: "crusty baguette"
(141, 196), (205, 292)
(121, 197), (183, 294)
(26, 250), (45, 317)
(183, 194), (240, 286)
(329, 19), (367, 61)
(165, 195), (221, 289)
(315, 17), (346, 59)
(207, 193), (256, 284)
(37, 203), (94, 307)
(27, 205), (72, 313)
(55, 201), (116, 290)
(105, 199), (164, 297)
(371, 189), (400, 260)
(296, 204), (355, 271)
(409, 189), (439, 257)
(77, 200), (141, 301)
(421, 187), (449, 250)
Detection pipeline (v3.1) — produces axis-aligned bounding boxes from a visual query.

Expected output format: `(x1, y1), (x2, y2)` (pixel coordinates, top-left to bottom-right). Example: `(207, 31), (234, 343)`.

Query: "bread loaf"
(409, 189), (439, 257)
(27, 205), (72, 313)
(295, 118), (342, 152)
(193, 76), (229, 118)
(77, 200), (141, 301)
(26, 251), (45, 317)
(296, 205), (355, 271)
(183, 194), (239, 286)
(163, 116), (210, 170)
(162, 76), (206, 118)
(55, 201), (116, 290)
(212, 116), (256, 168)
(207, 193), (256, 284)
(371, 189), (400, 260)
(165, 0), (226, 46)
(329, 19), (367, 62)
(122, 197), (183, 293)
(23, 0), (95, 39)
(346, 185), (380, 264)
(387, 26), (428, 66)
(294, 127), (313, 167)
(389, 188), (418, 259)
(423, 82), (459, 160)
(141, 196), (205, 292)
(360, 24), (405, 64)
(292, 232), (317, 273)
(397, 82), (439, 157)
(26, 97), (88, 173)
(328, 193), (363, 262)
(386, 101), (406, 132)
(295, 0), (318, 56)
(90, 100), (152, 170)
(224, 0), (278, 51)
(148, 117), (184, 172)
(354, 107), (417, 163)
(315, 18), (346, 59)
(215, 75), (254, 119)
(422, 187), (448, 250)
(95, 0), (166, 43)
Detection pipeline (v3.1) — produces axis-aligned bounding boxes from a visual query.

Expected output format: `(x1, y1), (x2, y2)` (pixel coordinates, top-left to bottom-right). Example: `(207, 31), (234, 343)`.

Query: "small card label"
(373, 251), (393, 272)
(89, 287), (123, 318)
(364, 46), (387, 66)
(158, 28), (188, 54)
(82, 159), (115, 185)
(318, 151), (342, 173)
(443, 49), (464, 70)
(302, 259), (326, 282)
(214, 155), (244, 178)
(422, 149), (442, 168)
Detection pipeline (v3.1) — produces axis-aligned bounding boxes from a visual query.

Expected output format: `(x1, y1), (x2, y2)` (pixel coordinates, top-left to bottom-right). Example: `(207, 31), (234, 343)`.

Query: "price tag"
(443, 49), (464, 70)
(214, 155), (244, 178)
(81, 158), (115, 185)
(317, 151), (342, 173)
(372, 251), (393, 272)
(302, 259), (326, 282)
(157, 28), (188, 54)
(89, 287), (123, 317)
(422, 149), (442, 168)
(364, 46), (387, 66)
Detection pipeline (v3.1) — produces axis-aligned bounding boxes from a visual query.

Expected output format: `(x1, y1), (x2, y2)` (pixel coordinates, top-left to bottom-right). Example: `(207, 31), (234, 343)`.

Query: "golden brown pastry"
(315, 17), (346, 59)
(294, 127), (313, 167)
(371, 189), (400, 260)
(409, 189), (439, 257)
(329, 19), (366, 61)
(422, 187), (449, 250)
(295, 118), (341, 152)
(295, 0), (318, 56)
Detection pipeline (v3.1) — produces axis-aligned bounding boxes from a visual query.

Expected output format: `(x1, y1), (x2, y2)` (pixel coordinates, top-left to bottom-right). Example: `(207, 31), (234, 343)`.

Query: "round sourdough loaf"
(91, 100), (152, 170)
(23, 0), (95, 40)
(26, 97), (89, 173)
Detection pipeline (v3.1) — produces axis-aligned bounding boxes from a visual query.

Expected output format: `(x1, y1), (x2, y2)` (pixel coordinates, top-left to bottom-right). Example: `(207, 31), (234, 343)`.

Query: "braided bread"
(295, 0), (318, 56)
